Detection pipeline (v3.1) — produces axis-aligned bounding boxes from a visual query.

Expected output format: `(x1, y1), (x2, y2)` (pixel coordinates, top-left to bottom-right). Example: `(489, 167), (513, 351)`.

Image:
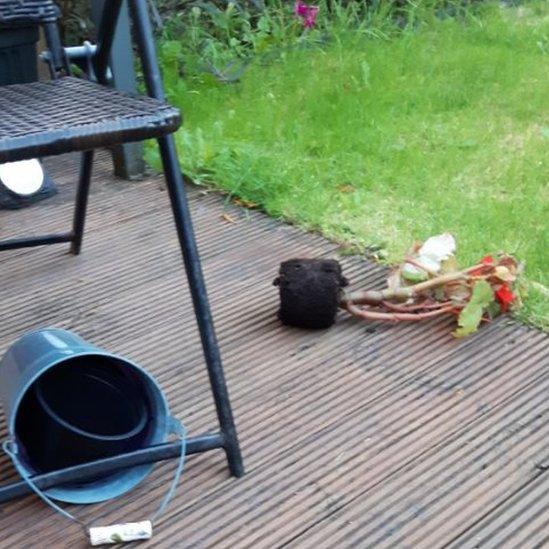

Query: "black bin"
(0, 27), (39, 85)
(0, 26), (58, 210)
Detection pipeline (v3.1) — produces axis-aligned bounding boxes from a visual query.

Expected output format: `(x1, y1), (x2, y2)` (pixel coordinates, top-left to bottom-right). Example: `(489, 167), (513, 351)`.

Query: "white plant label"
(89, 521), (153, 546)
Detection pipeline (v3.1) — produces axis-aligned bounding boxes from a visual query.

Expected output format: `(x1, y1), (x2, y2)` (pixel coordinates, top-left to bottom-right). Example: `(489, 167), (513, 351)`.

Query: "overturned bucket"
(0, 329), (171, 504)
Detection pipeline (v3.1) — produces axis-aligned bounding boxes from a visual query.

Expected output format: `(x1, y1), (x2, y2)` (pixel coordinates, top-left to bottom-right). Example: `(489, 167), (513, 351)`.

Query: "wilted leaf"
(440, 255), (458, 274)
(432, 286), (448, 302)
(336, 183), (356, 193)
(445, 281), (470, 303)
(453, 280), (494, 337)
(493, 266), (516, 282)
(419, 233), (456, 264)
(221, 213), (237, 224)
(387, 268), (402, 291)
(233, 198), (259, 209)
(497, 255), (518, 274)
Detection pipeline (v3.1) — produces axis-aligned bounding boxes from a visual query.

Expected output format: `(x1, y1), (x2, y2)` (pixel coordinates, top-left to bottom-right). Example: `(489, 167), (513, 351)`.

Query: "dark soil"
(273, 258), (348, 329)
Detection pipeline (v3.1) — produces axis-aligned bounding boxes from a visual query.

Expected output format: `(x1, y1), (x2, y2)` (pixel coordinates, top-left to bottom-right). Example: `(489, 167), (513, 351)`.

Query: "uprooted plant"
(273, 234), (521, 337)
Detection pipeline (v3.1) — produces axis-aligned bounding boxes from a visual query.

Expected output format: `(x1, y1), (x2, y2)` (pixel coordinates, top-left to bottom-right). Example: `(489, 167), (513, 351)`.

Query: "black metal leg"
(130, 0), (244, 478)
(0, 434), (224, 503)
(70, 150), (94, 255)
(0, 233), (73, 251)
(0, 150), (93, 253)
(157, 135), (245, 478)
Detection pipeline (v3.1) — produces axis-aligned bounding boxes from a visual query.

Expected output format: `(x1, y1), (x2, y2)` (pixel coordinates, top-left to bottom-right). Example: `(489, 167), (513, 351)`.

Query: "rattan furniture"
(0, 0), (244, 503)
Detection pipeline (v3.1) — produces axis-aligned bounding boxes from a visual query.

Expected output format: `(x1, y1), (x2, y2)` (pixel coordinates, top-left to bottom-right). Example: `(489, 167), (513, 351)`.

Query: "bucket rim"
(34, 370), (149, 442)
(8, 349), (169, 436)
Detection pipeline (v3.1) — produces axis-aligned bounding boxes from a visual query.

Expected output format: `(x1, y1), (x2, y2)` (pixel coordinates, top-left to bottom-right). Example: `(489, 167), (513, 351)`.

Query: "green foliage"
(454, 280), (494, 337)
(151, 0), (549, 328)
(157, 0), (318, 82)
(55, 0), (93, 45)
(155, 0), (469, 83)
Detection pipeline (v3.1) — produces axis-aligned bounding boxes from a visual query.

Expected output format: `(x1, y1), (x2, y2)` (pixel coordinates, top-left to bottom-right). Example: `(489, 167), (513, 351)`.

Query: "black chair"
(0, 0), (244, 503)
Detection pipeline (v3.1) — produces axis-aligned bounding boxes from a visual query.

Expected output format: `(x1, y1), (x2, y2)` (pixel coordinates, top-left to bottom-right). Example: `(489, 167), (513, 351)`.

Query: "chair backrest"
(0, 0), (59, 26)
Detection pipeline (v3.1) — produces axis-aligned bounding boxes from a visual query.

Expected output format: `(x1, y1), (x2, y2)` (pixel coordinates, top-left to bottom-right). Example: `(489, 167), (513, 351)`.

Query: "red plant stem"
(342, 264), (485, 306)
(345, 302), (456, 322)
(464, 263), (486, 274)
(381, 300), (453, 312)
(404, 257), (438, 276)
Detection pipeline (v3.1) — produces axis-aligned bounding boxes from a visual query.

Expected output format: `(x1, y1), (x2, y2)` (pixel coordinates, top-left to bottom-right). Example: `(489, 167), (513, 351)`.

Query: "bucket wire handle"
(150, 417), (186, 524)
(2, 438), (85, 526)
(2, 417), (186, 531)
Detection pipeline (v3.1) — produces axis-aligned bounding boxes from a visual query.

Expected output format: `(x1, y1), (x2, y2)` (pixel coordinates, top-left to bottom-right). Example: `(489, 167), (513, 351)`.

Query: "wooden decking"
(0, 153), (547, 548)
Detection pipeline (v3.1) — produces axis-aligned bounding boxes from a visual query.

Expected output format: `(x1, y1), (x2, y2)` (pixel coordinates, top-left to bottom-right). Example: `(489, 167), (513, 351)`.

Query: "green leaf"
(486, 300), (502, 319)
(453, 280), (494, 338)
(160, 40), (183, 63)
(257, 16), (271, 33)
(402, 269), (428, 283)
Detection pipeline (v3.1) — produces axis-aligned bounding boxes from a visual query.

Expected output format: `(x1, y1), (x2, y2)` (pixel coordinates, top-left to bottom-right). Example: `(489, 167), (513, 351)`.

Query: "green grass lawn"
(150, 2), (549, 328)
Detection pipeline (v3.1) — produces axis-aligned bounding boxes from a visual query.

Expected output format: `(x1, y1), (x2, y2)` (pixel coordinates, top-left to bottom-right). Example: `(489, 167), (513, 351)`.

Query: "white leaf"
(419, 233), (456, 263)
(402, 233), (456, 278)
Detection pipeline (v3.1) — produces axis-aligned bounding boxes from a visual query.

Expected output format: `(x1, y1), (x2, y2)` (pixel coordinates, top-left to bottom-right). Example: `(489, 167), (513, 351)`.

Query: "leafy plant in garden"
(157, 0), (306, 83)
(55, 0), (93, 44)
(155, 0), (485, 80)
(154, 0), (409, 84)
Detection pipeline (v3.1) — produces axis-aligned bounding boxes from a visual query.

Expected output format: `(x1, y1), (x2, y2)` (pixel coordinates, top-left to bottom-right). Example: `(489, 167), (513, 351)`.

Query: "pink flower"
(294, 0), (319, 28)
(294, 0), (308, 16)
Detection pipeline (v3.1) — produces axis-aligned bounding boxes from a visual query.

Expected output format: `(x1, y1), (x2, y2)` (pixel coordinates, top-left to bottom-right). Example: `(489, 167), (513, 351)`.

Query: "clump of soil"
(273, 258), (348, 329)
